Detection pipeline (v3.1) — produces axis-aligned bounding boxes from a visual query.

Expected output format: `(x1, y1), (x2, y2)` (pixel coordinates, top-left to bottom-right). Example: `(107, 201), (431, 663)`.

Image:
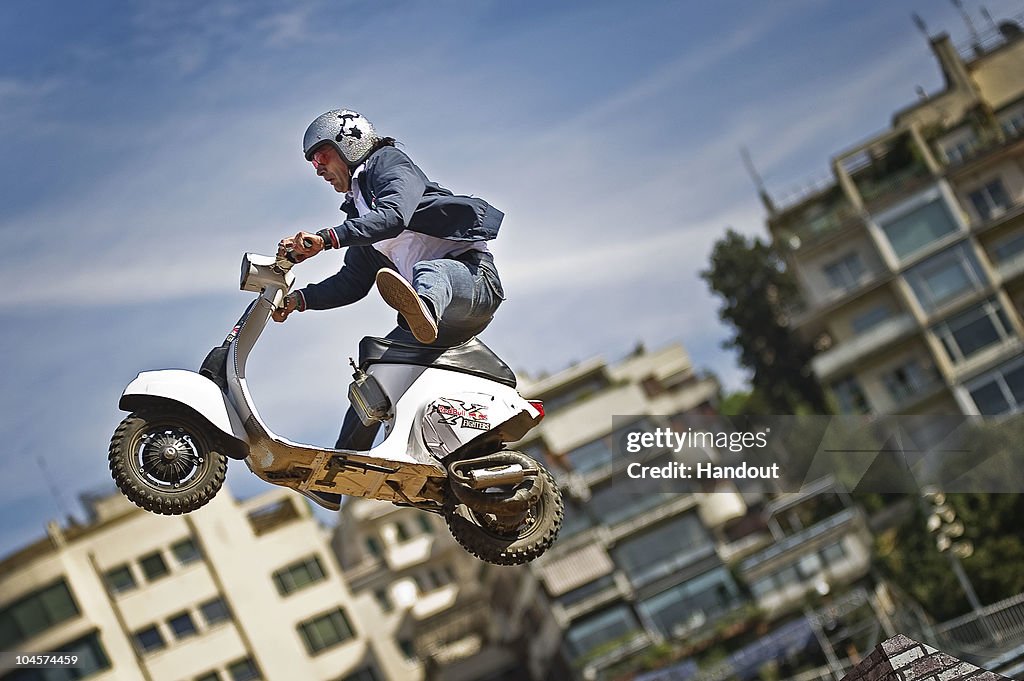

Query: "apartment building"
(331, 499), (561, 681)
(0, 488), (400, 681)
(511, 344), (738, 677)
(765, 17), (1024, 422)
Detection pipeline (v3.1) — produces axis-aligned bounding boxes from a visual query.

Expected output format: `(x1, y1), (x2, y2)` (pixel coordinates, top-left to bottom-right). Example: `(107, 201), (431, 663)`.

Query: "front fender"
(120, 369), (249, 459)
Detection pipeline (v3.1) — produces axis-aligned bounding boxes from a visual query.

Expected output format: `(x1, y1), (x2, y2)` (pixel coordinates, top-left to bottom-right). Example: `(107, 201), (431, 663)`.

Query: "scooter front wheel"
(109, 406), (227, 515)
(444, 458), (563, 566)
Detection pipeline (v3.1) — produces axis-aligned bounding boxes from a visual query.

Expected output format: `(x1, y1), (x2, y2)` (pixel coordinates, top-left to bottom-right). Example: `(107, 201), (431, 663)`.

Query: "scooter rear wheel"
(109, 406), (227, 515)
(444, 463), (563, 566)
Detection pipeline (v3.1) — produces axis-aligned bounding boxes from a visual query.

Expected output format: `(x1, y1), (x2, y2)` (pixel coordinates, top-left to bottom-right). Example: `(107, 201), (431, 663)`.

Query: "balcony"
(811, 313), (918, 380)
(997, 250), (1024, 283)
(840, 132), (935, 209)
(771, 192), (865, 252)
(945, 124), (1024, 174)
(740, 508), (860, 573)
(792, 270), (891, 328)
(971, 195), (1024, 237)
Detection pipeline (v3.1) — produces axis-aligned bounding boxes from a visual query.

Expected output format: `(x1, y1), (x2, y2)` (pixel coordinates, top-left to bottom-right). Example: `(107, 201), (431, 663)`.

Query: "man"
(275, 109), (506, 448)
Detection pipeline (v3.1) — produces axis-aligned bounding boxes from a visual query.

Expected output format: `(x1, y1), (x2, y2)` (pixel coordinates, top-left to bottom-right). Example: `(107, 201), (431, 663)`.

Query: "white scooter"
(109, 250), (562, 565)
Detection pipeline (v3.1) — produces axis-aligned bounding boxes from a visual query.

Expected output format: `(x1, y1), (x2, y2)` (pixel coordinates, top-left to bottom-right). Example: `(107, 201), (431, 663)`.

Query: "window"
(273, 556), (327, 596)
(20, 631), (112, 680)
(364, 535), (382, 559)
(104, 565), (137, 594)
(199, 597), (231, 626)
(416, 514), (434, 535)
(373, 588), (392, 613)
(968, 358), (1024, 415)
(968, 179), (1011, 222)
(822, 542), (846, 566)
(168, 611), (198, 639)
(565, 605), (642, 658)
(1002, 109), (1024, 137)
(831, 377), (870, 414)
(905, 244), (986, 312)
(588, 478), (674, 526)
(610, 513), (713, 587)
(297, 608), (355, 655)
(558, 500), (594, 540)
(0, 579), (79, 648)
(880, 199), (959, 260)
(139, 551), (169, 581)
(339, 668), (381, 681)
(133, 625), (166, 653)
(851, 304), (892, 334)
(797, 552), (824, 578)
(637, 568), (741, 637)
(397, 638), (416, 661)
(992, 231), (1024, 263)
(392, 522), (410, 542)
(942, 134), (978, 164)
(933, 299), (1014, 363)
(565, 418), (657, 475)
(227, 657), (262, 681)
(172, 537), (202, 565)
(557, 574), (617, 609)
(882, 359), (938, 403)
(823, 252), (867, 292)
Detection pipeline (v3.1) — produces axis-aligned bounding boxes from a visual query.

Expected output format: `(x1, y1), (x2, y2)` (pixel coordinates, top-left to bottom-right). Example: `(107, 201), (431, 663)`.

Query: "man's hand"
(273, 292), (304, 323)
(277, 231), (325, 263)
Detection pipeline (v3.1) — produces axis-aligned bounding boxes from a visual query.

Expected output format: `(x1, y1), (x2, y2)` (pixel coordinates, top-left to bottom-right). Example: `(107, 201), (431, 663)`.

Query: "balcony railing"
(946, 124), (1024, 171)
(811, 314), (918, 380)
(740, 508), (858, 572)
(856, 163), (933, 206)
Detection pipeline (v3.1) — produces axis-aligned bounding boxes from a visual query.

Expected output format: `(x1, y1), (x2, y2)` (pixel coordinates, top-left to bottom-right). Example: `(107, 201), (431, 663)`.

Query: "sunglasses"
(310, 148), (333, 170)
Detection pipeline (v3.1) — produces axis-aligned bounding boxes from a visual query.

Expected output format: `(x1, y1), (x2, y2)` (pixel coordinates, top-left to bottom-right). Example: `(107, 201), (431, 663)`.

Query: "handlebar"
(282, 236), (316, 264)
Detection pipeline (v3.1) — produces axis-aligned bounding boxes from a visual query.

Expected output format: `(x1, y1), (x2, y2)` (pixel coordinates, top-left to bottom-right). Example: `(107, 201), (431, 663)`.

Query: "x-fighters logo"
(433, 398), (491, 431)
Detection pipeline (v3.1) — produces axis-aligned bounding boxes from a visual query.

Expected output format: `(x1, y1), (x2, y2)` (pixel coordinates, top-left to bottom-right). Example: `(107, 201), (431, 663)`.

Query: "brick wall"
(840, 635), (1010, 681)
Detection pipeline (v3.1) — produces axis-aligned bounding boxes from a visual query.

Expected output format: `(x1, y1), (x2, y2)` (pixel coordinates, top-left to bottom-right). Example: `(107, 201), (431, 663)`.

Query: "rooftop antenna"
(979, 6), (998, 32)
(740, 146), (775, 215)
(912, 12), (930, 39)
(36, 454), (71, 521)
(951, 0), (983, 55)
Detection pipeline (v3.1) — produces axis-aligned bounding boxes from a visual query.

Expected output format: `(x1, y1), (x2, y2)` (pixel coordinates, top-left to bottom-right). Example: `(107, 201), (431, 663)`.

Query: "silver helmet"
(303, 109), (379, 167)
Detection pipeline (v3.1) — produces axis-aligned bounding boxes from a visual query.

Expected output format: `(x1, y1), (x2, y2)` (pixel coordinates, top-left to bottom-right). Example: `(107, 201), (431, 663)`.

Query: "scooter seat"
(358, 336), (518, 388)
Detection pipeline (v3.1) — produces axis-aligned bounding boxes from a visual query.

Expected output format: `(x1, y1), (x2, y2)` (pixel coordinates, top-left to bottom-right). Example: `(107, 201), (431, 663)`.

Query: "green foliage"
(701, 229), (829, 415)
(872, 492), (1024, 620)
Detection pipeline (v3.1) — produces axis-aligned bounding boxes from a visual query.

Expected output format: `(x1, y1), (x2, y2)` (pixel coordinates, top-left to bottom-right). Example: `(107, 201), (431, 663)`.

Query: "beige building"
(766, 19), (1024, 423)
(0, 488), (403, 681)
(331, 498), (561, 681)
(511, 343), (747, 678)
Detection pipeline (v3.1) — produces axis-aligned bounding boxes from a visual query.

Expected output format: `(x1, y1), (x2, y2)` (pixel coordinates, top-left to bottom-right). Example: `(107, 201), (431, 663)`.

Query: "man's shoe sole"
(376, 269), (438, 344)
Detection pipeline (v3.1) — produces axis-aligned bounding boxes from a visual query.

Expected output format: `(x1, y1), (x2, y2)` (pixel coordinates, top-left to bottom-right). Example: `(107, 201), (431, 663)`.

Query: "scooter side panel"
(120, 369), (248, 443)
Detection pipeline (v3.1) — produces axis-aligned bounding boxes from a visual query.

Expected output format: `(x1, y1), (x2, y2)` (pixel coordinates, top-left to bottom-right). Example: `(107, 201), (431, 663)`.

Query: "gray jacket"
(322, 145), (503, 247)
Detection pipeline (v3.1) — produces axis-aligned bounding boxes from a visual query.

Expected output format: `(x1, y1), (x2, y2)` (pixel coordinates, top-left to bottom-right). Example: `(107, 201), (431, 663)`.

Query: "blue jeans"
(413, 249), (504, 346)
(335, 249), (505, 450)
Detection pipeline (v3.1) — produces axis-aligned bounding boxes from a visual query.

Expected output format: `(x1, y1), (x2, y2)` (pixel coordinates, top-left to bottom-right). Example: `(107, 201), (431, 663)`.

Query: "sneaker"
(375, 268), (438, 343)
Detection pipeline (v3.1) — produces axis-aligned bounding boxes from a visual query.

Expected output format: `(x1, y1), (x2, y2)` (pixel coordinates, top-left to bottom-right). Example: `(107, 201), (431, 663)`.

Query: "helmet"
(303, 109), (380, 167)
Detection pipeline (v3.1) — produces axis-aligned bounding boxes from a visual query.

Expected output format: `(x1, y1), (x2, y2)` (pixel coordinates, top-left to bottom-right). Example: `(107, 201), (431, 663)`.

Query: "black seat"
(358, 336), (517, 388)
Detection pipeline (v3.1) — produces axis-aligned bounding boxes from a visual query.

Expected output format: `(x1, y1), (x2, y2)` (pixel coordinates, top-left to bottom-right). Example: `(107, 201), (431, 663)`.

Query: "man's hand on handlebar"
(277, 231), (325, 264)
(273, 292), (304, 323)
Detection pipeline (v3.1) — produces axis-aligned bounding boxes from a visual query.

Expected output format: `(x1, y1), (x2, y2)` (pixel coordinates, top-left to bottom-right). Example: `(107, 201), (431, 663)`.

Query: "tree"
(701, 229), (829, 414)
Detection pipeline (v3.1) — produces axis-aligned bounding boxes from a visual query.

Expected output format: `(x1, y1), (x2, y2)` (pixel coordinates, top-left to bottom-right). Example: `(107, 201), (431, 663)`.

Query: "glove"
(272, 292), (306, 323)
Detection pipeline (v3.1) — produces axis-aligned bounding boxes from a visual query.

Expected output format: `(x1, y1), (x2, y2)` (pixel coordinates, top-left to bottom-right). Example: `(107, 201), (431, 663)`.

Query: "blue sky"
(2, 0), (1023, 557)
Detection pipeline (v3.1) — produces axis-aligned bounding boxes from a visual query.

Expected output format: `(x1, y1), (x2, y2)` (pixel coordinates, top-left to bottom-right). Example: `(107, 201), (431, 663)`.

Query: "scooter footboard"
(241, 414), (446, 505)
